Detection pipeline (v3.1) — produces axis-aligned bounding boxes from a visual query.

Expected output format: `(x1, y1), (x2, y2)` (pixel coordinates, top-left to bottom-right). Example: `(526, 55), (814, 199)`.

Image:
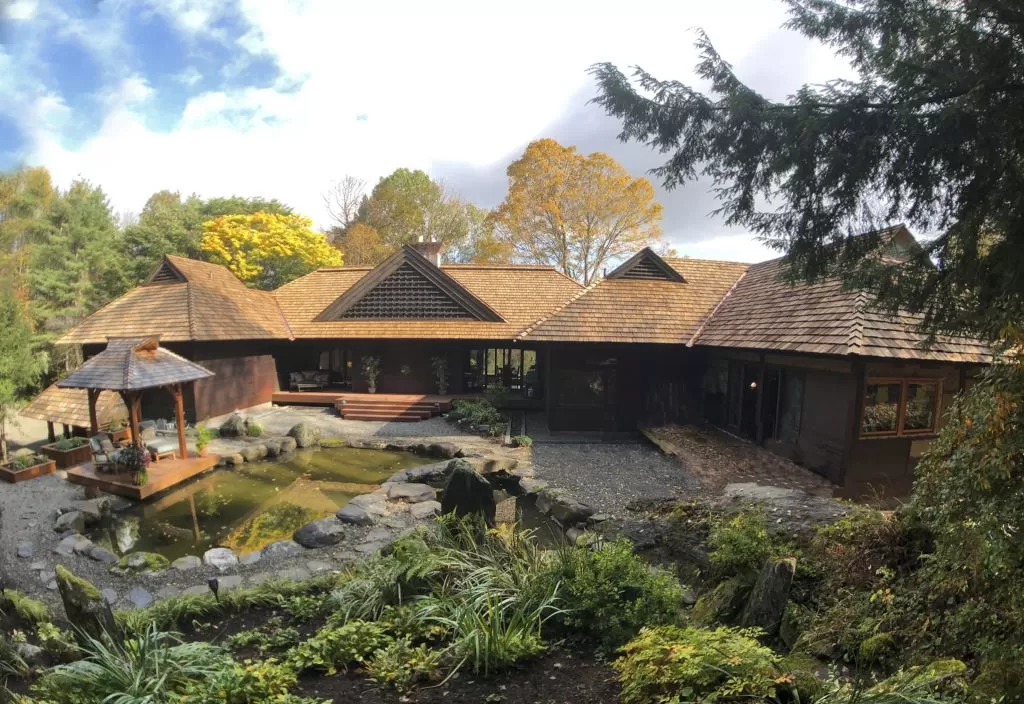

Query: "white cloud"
(19, 0), (852, 257)
(673, 234), (779, 263)
(5, 0), (37, 21)
(174, 66), (203, 87)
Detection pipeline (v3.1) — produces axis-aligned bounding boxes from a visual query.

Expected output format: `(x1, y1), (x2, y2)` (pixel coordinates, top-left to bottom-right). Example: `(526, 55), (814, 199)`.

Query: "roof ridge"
(687, 268), (749, 346)
(516, 278), (602, 340)
(848, 290), (869, 355)
(185, 281), (198, 340)
(262, 289), (295, 340)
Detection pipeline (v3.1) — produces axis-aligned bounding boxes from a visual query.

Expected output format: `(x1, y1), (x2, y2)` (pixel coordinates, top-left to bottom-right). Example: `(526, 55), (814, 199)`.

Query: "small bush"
(614, 625), (782, 704)
(511, 434), (532, 448)
(35, 622), (77, 662)
(286, 621), (392, 674)
(448, 399), (506, 432)
(226, 617), (301, 655)
(708, 508), (789, 577)
(858, 632), (897, 666)
(245, 421), (264, 438)
(0, 632), (27, 679)
(181, 657), (321, 704)
(366, 636), (444, 692)
(51, 437), (88, 450)
(543, 539), (683, 648)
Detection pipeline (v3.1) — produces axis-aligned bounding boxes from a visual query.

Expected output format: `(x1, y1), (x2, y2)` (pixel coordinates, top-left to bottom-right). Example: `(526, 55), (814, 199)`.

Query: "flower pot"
(41, 440), (93, 468)
(197, 446), (208, 457)
(368, 385), (377, 394)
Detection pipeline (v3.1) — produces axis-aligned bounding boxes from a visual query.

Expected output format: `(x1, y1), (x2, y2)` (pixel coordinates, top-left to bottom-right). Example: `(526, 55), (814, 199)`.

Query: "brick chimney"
(410, 237), (443, 266)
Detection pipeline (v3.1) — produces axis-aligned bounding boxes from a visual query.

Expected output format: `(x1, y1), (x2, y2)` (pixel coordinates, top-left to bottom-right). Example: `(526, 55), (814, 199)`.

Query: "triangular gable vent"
(607, 248), (685, 282)
(317, 246), (504, 322)
(147, 259), (186, 285)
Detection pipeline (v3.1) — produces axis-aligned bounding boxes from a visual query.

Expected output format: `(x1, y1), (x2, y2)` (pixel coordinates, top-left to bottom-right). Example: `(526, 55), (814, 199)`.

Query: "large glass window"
(861, 379), (941, 437)
(465, 347), (540, 396)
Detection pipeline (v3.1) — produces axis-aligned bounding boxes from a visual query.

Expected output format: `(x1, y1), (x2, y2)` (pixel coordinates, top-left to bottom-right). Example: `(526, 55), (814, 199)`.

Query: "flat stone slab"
(101, 588), (118, 605)
(409, 501), (442, 520)
(156, 586), (181, 599)
(182, 585), (210, 596)
(354, 541), (387, 554)
(172, 555), (202, 571)
(275, 567), (310, 581)
(54, 533), (92, 556)
(306, 560), (333, 573)
(386, 482), (437, 503)
(238, 551), (262, 566)
(88, 546), (119, 564)
(203, 547), (238, 571)
(262, 540), (304, 560)
(217, 575), (243, 591)
(129, 587), (153, 609)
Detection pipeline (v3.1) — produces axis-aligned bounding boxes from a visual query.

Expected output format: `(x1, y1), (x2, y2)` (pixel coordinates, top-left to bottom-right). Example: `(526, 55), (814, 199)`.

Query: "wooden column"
(171, 383), (187, 459)
(87, 389), (100, 435)
(124, 392), (142, 449)
(46, 422), (55, 443)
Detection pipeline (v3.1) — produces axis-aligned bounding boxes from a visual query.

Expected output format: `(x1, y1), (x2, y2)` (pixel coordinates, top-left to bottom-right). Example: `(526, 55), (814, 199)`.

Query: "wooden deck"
(66, 454), (220, 500)
(271, 391), (481, 421)
(271, 391), (478, 407)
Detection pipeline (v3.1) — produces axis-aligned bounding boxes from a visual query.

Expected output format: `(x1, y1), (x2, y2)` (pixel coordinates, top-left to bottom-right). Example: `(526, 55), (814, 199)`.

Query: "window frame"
(860, 377), (943, 439)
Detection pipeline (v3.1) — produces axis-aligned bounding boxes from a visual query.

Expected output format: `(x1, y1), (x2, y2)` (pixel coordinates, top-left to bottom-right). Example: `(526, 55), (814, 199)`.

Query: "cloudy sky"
(0, 0), (850, 262)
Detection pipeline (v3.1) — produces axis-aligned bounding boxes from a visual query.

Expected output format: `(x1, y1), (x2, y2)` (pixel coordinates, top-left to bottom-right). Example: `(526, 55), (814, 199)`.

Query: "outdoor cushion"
(99, 437), (117, 455)
(146, 437), (178, 454)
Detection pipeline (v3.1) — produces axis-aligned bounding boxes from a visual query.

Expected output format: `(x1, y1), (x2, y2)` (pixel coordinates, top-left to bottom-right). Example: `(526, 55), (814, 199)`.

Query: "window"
(775, 371), (804, 444)
(861, 378), (941, 437)
(465, 347), (540, 396)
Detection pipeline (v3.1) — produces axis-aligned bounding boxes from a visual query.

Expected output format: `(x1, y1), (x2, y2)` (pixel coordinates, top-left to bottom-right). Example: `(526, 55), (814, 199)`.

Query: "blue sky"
(0, 0), (849, 261)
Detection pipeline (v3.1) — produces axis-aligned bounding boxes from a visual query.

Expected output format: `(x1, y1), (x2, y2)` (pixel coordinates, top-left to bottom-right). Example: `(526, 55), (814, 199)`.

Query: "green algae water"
(87, 447), (425, 561)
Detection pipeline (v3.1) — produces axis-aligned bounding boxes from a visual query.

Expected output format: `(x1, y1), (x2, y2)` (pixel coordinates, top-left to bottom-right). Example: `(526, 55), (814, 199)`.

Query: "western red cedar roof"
(692, 257), (993, 363)
(57, 337), (215, 391)
(57, 255), (293, 345)
(520, 257), (750, 343)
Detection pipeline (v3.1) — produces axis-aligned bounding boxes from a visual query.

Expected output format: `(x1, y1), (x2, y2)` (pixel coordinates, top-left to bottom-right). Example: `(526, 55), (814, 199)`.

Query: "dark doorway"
(739, 364), (759, 439)
(761, 368), (781, 442)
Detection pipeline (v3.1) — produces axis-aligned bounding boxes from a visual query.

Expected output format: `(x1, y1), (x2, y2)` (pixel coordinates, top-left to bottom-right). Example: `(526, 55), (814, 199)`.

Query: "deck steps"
(334, 395), (448, 423)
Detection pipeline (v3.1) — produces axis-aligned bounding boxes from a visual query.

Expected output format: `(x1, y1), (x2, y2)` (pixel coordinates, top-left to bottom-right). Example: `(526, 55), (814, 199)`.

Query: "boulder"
(536, 487), (594, 527)
(128, 587), (153, 609)
(424, 442), (460, 459)
(518, 478), (548, 496)
(691, 577), (748, 627)
(255, 443), (269, 460)
(54, 533), (92, 557)
(218, 413), (247, 438)
(293, 518), (345, 548)
(17, 643), (45, 666)
(101, 588), (118, 605)
(171, 555), (202, 571)
(336, 493), (388, 525)
(440, 459), (496, 527)
(739, 557), (797, 637)
(280, 436), (297, 453)
(264, 438), (284, 458)
(386, 482), (437, 503)
(262, 540), (304, 560)
(287, 422), (319, 448)
(87, 546), (119, 565)
(54, 511), (84, 533)
(117, 551), (169, 573)
(409, 500), (442, 520)
(203, 547), (239, 572)
(239, 551), (262, 566)
(55, 565), (121, 643)
(388, 461), (451, 484)
(239, 445), (262, 463)
(62, 499), (111, 526)
(224, 453), (245, 467)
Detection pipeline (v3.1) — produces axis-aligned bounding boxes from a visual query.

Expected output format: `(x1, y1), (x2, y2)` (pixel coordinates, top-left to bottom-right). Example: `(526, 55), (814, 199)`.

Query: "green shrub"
(858, 632), (897, 666)
(51, 437), (88, 450)
(868, 659), (969, 699)
(448, 399), (506, 431)
(286, 621), (392, 674)
(245, 421), (263, 438)
(366, 636), (444, 692)
(33, 623), (230, 704)
(181, 657), (323, 704)
(195, 423), (213, 452)
(543, 539), (683, 648)
(708, 508), (795, 577)
(1, 589), (51, 625)
(0, 632), (27, 680)
(614, 625), (782, 704)
(7, 453), (47, 470)
(778, 653), (825, 702)
(35, 622), (77, 662)
(226, 617), (301, 655)
(511, 434), (533, 448)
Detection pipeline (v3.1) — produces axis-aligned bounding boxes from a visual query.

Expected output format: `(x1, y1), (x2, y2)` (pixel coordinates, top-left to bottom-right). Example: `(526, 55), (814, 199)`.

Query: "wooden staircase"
(334, 394), (454, 423)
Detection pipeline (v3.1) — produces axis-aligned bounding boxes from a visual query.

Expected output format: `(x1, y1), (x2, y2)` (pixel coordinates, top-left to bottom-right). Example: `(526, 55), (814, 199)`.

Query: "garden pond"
(85, 446), (426, 561)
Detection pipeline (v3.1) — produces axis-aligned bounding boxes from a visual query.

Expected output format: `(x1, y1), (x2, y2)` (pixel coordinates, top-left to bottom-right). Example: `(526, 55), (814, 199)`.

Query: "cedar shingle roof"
(520, 257), (749, 343)
(57, 255), (292, 345)
(21, 384), (128, 428)
(57, 337), (215, 391)
(274, 264), (584, 340)
(693, 258), (992, 362)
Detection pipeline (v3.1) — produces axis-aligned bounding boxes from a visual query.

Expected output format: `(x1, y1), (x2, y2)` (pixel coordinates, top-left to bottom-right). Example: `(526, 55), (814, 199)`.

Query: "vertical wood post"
(87, 389), (100, 435)
(124, 392), (142, 449)
(172, 384), (187, 459)
(47, 422), (56, 443)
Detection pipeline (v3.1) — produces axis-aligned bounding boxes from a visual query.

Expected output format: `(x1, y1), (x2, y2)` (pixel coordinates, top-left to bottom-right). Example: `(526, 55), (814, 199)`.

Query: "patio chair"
(89, 434), (124, 472)
(139, 420), (177, 460)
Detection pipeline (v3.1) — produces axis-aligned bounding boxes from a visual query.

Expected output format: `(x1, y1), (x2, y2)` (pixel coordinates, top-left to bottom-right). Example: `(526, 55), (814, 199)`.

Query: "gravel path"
(531, 443), (703, 515)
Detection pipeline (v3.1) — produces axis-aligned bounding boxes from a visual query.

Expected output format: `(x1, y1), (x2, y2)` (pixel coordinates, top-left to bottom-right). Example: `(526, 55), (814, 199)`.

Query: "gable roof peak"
(606, 247), (686, 283)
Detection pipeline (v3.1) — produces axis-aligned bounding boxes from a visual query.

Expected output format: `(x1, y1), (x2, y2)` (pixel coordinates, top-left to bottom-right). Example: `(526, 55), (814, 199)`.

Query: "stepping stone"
(182, 585), (211, 596)
(129, 587), (153, 609)
(156, 586), (180, 599)
(274, 567), (310, 582)
(354, 541), (386, 555)
(88, 546), (119, 565)
(203, 547), (238, 572)
(238, 551), (262, 566)
(172, 555), (202, 571)
(383, 516), (409, 529)
(306, 560), (332, 573)
(54, 511), (84, 533)
(409, 501), (442, 520)
(262, 540), (303, 560)
(101, 588), (118, 605)
(218, 575), (243, 591)
(364, 527), (393, 542)
(16, 542), (32, 558)
(386, 482), (436, 503)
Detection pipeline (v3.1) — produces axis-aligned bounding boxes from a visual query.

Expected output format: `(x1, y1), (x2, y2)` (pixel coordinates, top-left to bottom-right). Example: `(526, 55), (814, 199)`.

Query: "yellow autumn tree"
(200, 211), (342, 289)
(493, 138), (663, 284)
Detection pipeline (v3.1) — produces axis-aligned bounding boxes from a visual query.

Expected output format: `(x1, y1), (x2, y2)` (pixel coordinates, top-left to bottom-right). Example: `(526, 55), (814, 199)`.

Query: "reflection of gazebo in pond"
(59, 337), (220, 500)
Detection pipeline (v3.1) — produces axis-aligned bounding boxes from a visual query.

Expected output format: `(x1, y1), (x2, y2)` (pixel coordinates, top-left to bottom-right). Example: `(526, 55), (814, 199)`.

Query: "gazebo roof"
(21, 384), (128, 428)
(56, 337), (214, 391)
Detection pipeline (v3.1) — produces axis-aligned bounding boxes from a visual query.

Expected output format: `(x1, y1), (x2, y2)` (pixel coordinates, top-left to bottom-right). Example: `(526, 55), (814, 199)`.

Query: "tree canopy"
(0, 287), (44, 462)
(201, 211), (342, 289)
(590, 0), (1024, 341)
(493, 138), (663, 285)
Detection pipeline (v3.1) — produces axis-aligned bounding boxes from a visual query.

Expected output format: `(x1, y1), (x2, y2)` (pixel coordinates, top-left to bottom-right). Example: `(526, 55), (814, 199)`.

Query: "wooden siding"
(796, 370), (854, 484)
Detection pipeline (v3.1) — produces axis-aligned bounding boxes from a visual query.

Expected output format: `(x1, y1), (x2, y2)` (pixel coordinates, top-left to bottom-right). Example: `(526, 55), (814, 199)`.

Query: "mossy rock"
(55, 565), (121, 643)
(690, 577), (748, 626)
(779, 601), (811, 651)
(871, 659), (968, 697)
(969, 659), (1024, 703)
(115, 551), (170, 573)
(858, 632), (897, 665)
(778, 653), (825, 702)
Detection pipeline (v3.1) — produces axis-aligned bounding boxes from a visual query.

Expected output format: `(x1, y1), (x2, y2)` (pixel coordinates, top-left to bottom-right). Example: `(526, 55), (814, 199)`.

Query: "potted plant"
(361, 355), (382, 394)
(106, 418), (131, 445)
(431, 356), (449, 395)
(0, 453), (57, 483)
(119, 442), (151, 486)
(40, 435), (92, 468)
(196, 424), (213, 457)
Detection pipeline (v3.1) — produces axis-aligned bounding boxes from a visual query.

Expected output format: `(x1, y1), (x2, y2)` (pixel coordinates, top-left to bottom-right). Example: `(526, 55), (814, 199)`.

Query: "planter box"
(106, 428), (131, 444)
(0, 458), (57, 483)
(41, 441), (93, 468)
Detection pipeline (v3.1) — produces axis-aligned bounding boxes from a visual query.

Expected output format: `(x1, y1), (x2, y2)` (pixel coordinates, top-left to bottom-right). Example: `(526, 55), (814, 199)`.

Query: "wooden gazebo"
(56, 337), (214, 461)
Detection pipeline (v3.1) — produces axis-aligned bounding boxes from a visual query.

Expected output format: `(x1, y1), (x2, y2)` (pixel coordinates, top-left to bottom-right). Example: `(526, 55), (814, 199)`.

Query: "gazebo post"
(87, 389), (100, 435)
(170, 383), (188, 459)
(123, 392), (142, 447)
(46, 422), (55, 443)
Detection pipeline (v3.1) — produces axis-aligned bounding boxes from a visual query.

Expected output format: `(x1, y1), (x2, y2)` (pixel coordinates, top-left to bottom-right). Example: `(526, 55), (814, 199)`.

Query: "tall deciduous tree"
(362, 169), (471, 255)
(0, 167), (54, 283)
(0, 287), (44, 462)
(333, 222), (391, 266)
(323, 175), (367, 232)
(201, 211), (342, 289)
(591, 0), (1024, 341)
(493, 138), (663, 284)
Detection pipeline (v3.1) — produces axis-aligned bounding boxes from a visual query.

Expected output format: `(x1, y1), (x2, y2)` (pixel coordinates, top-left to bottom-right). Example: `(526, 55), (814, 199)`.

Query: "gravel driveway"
(531, 443), (703, 515)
